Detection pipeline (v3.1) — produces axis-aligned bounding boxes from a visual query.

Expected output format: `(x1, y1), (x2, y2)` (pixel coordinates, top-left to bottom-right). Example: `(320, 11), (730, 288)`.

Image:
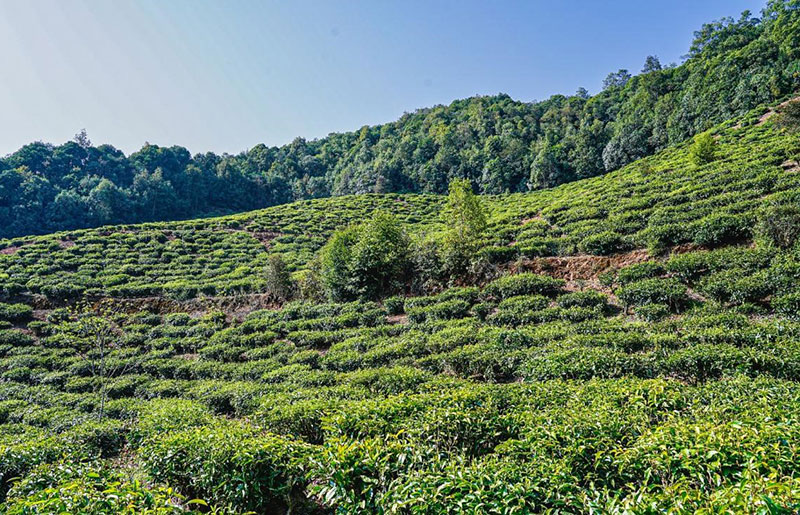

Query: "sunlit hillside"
(1, 100), (800, 512)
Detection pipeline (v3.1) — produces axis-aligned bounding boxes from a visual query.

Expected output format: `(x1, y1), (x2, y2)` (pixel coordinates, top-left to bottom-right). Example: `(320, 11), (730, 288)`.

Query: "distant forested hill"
(2, 1), (799, 239)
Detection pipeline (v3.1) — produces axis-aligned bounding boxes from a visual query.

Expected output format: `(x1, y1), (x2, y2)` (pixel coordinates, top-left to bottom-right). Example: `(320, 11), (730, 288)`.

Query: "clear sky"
(0, 0), (765, 157)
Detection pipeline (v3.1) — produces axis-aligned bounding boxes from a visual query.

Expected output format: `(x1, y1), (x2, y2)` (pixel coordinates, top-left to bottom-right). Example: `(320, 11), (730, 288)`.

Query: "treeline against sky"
(2, 1), (799, 239)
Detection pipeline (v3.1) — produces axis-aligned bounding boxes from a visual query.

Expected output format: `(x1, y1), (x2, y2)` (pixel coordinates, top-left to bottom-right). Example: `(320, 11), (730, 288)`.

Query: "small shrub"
(265, 254), (294, 301)
(661, 344), (748, 382)
(483, 273), (564, 300)
(699, 270), (773, 305)
(635, 303), (671, 322)
(692, 213), (751, 247)
(4, 463), (193, 515)
(616, 261), (664, 285)
(772, 292), (800, 319)
(141, 422), (313, 513)
(471, 302), (494, 321)
(616, 278), (688, 311)
(689, 131), (717, 166)
(756, 203), (800, 250)
(0, 329), (34, 347)
(556, 290), (608, 310)
(578, 231), (629, 256)
(407, 299), (471, 323)
(644, 223), (689, 254)
(384, 296), (405, 315)
(478, 245), (518, 264)
(0, 303), (33, 323)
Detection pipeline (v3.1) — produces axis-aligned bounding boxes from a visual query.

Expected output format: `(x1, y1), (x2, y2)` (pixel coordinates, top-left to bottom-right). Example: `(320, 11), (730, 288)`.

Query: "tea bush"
(0, 99), (799, 512)
(0, 304), (33, 323)
(141, 422), (314, 513)
(483, 273), (564, 300)
(4, 463), (197, 515)
(578, 230), (630, 255)
(616, 278), (689, 311)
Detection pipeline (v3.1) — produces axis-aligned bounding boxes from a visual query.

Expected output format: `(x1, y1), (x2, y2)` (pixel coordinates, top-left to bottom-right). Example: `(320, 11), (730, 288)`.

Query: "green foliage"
(383, 296), (405, 315)
(319, 212), (411, 301)
(578, 230), (629, 255)
(319, 225), (362, 301)
(4, 463), (196, 515)
(141, 422), (313, 513)
(776, 98), (800, 132)
(484, 273), (564, 300)
(2, 28), (800, 511)
(407, 299), (471, 324)
(772, 292), (800, 319)
(692, 213), (751, 247)
(557, 290), (609, 310)
(264, 254), (294, 301)
(616, 278), (689, 311)
(699, 269), (774, 305)
(0, 303), (33, 323)
(616, 261), (665, 285)
(689, 131), (718, 166)
(350, 212), (412, 299)
(635, 303), (671, 322)
(3, 5), (800, 241)
(440, 179), (488, 276)
(757, 202), (800, 249)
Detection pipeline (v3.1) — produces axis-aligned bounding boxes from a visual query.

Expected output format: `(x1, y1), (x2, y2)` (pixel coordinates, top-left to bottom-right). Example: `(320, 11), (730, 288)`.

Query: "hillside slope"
(1, 102), (797, 302)
(2, 1), (800, 239)
(0, 104), (800, 512)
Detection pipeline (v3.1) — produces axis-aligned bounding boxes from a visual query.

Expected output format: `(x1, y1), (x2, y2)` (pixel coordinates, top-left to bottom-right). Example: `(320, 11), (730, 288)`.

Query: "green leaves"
(690, 131), (719, 166)
(616, 278), (689, 311)
(440, 178), (488, 277)
(140, 422), (314, 514)
(483, 273), (564, 300)
(319, 211), (412, 301)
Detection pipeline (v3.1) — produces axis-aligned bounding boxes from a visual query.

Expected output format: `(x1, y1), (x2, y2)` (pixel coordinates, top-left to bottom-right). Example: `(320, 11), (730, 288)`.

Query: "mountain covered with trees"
(0, 91), (800, 511)
(2, 0), (800, 239)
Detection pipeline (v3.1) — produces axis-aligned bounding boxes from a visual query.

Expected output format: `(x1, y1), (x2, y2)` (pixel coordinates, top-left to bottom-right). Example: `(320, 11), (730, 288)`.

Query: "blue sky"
(0, 0), (764, 156)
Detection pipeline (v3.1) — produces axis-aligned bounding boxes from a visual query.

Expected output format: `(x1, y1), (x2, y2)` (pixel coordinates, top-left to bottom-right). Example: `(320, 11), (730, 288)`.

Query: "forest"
(2, 0), (800, 239)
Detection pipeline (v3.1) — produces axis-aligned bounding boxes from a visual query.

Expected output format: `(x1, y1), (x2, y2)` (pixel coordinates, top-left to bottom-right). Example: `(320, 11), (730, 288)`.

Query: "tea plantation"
(1, 103), (800, 513)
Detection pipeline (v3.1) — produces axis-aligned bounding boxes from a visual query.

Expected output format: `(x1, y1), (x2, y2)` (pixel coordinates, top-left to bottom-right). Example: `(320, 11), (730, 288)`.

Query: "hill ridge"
(3, 2), (800, 238)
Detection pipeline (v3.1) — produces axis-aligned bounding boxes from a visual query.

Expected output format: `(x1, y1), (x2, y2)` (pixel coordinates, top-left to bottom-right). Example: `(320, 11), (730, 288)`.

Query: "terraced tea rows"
(1, 105), (800, 512)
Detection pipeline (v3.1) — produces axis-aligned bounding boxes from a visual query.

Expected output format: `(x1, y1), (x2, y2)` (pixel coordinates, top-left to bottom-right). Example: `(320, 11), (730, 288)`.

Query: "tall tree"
(350, 211), (411, 299)
(603, 69), (632, 90)
(642, 55), (662, 73)
(441, 178), (488, 277)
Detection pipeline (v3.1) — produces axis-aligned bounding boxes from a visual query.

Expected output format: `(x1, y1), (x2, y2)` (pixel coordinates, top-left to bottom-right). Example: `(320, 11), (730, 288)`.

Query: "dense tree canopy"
(318, 212), (411, 301)
(2, 1), (800, 239)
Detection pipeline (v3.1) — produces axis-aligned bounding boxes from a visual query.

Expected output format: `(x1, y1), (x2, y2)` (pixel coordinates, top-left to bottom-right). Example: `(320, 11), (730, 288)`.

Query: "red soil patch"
(511, 249), (651, 284)
(519, 215), (544, 225)
(0, 246), (20, 255)
(387, 314), (408, 325)
(781, 159), (800, 173)
(669, 243), (705, 254)
(756, 96), (800, 126)
(757, 111), (775, 126)
(249, 231), (282, 249)
(507, 244), (702, 293)
(58, 240), (75, 249)
(32, 309), (50, 321)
